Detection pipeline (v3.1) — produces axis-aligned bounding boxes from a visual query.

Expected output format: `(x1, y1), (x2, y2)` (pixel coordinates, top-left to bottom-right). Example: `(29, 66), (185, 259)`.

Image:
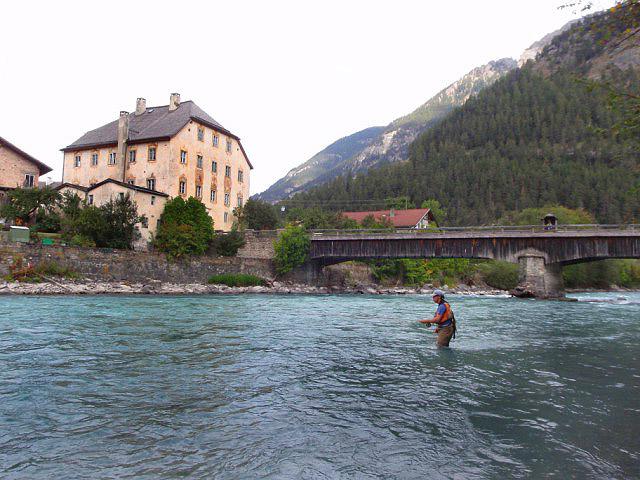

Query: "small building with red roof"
(342, 208), (436, 229)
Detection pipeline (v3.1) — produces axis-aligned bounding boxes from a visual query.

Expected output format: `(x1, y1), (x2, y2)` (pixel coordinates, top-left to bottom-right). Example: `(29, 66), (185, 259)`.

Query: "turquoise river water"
(1, 292), (639, 479)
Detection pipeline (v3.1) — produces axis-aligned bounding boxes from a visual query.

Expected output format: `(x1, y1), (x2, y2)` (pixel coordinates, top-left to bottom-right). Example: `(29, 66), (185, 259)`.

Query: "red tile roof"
(342, 208), (434, 228)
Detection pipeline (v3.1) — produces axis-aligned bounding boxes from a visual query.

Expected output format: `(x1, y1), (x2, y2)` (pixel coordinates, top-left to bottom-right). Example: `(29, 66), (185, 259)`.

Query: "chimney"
(169, 92), (181, 111)
(117, 111), (130, 182)
(389, 209), (395, 217)
(135, 97), (146, 115)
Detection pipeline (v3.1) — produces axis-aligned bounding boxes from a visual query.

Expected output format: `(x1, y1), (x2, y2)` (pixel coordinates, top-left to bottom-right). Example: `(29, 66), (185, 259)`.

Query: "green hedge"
(207, 273), (267, 287)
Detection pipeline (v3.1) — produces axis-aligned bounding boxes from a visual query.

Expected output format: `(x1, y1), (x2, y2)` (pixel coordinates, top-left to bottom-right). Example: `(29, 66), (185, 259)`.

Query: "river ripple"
(0, 293), (639, 479)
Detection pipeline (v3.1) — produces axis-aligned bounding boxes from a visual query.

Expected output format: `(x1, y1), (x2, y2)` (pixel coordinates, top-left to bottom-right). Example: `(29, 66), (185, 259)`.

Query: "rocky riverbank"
(0, 279), (509, 296)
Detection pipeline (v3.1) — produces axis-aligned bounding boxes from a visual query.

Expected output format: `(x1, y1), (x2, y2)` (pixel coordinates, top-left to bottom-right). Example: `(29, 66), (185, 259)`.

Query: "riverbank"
(0, 279), (509, 296)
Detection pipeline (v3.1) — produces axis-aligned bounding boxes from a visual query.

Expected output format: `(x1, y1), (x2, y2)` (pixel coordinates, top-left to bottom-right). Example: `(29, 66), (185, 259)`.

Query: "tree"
(154, 196), (214, 257)
(499, 205), (595, 225)
(0, 187), (60, 227)
(71, 194), (143, 249)
(273, 224), (310, 275)
(385, 196), (415, 210)
(238, 199), (280, 230)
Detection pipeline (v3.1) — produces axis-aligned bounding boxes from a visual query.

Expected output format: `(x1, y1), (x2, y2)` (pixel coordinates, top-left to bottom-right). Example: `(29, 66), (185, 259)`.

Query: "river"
(1, 293), (639, 479)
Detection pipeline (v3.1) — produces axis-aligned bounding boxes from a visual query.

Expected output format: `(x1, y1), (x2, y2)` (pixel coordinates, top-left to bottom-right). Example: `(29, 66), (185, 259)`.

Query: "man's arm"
(418, 313), (443, 324)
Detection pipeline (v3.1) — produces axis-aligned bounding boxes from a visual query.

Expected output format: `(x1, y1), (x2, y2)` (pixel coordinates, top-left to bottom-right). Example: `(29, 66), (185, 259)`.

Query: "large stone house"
(61, 93), (252, 243)
(0, 135), (52, 203)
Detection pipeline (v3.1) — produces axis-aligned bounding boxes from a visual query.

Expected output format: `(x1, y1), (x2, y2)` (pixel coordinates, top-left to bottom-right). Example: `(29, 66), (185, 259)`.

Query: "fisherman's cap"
(432, 289), (445, 297)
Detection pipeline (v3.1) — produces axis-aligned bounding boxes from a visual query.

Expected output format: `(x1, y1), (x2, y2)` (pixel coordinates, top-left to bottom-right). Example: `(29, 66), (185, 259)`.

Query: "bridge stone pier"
(307, 227), (640, 298)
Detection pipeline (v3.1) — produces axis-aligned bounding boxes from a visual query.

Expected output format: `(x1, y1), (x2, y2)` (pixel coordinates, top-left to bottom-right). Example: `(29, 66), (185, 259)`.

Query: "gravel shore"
(0, 280), (509, 296)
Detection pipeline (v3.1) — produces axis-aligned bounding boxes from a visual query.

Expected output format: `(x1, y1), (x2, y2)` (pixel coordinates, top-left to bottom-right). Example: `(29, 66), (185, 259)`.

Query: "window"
(179, 181), (186, 195)
(24, 174), (35, 187)
(237, 194), (243, 207)
(91, 153), (99, 166)
(225, 165), (231, 178)
(212, 160), (217, 173)
(141, 217), (148, 228)
(197, 155), (203, 169)
(224, 193), (230, 206)
(226, 138), (232, 153)
(210, 189), (216, 202)
(127, 179), (135, 185)
(180, 150), (187, 164)
(213, 134), (219, 147)
(147, 178), (156, 191)
(148, 146), (157, 161)
(151, 195), (156, 205)
(197, 127), (204, 141)
(118, 192), (125, 201)
(128, 150), (136, 163)
(74, 155), (81, 167)
(195, 185), (202, 198)
(224, 212), (229, 223)
(109, 152), (117, 165)
(238, 170), (243, 183)
(88, 194), (94, 205)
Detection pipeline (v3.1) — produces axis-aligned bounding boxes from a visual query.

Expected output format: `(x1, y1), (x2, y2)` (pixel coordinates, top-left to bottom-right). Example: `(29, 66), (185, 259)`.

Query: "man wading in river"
(418, 290), (457, 347)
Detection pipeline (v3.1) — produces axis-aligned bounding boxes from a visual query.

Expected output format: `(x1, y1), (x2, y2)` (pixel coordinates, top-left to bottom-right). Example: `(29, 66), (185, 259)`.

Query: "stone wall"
(0, 242), (275, 283)
(236, 230), (278, 259)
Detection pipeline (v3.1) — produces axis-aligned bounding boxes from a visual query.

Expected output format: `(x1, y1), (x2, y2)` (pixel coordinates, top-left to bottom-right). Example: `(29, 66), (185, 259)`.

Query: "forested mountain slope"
(257, 59), (516, 202)
(290, 10), (640, 225)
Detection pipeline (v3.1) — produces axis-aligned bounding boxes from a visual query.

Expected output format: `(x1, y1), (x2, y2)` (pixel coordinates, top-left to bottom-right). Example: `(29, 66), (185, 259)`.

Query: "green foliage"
(273, 224), (310, 275)
(238, 199), (281, 230)
(284, 206), (358, 230)
(154, 197), (214, 257)
(207, 273), (267, 287)
(563, 259), (640, 288)
(370, 258), (478, 287)
(499, 205), (595, 225)
(477, 261), (519, 290)
(0, 187), (61, 228)
(212, 229), (246, 256)
(385, 196), (415, 210)
(360, 214), (393, 230)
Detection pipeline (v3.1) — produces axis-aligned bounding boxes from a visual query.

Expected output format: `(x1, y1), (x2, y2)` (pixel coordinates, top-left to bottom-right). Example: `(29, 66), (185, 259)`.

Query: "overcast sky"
(0, 0), (610, 194)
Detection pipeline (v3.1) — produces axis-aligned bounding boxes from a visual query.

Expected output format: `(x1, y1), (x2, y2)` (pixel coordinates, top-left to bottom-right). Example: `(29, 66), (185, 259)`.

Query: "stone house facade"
(61, 93), (252, 239)
(0, 135), (52, 204)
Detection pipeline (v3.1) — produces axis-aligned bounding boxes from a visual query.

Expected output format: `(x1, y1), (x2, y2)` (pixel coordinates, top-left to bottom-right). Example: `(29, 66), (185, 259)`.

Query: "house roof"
(0, 136), (53, 175)
(87, 178), (169, 197)
(342, 208), (434, 228)
(53, 182), (89, 192)
(61, 100), (253, 169)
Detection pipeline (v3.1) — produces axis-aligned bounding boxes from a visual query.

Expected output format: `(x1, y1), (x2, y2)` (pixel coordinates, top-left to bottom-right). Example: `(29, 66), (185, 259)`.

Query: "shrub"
(207, 273), (267, 287)
(154, 197), (214, 257)
(0, 187), (60, 226)
(273, 224), (310, 275)
(477, 261), (519, 290)
(211, 229), (246, 256)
